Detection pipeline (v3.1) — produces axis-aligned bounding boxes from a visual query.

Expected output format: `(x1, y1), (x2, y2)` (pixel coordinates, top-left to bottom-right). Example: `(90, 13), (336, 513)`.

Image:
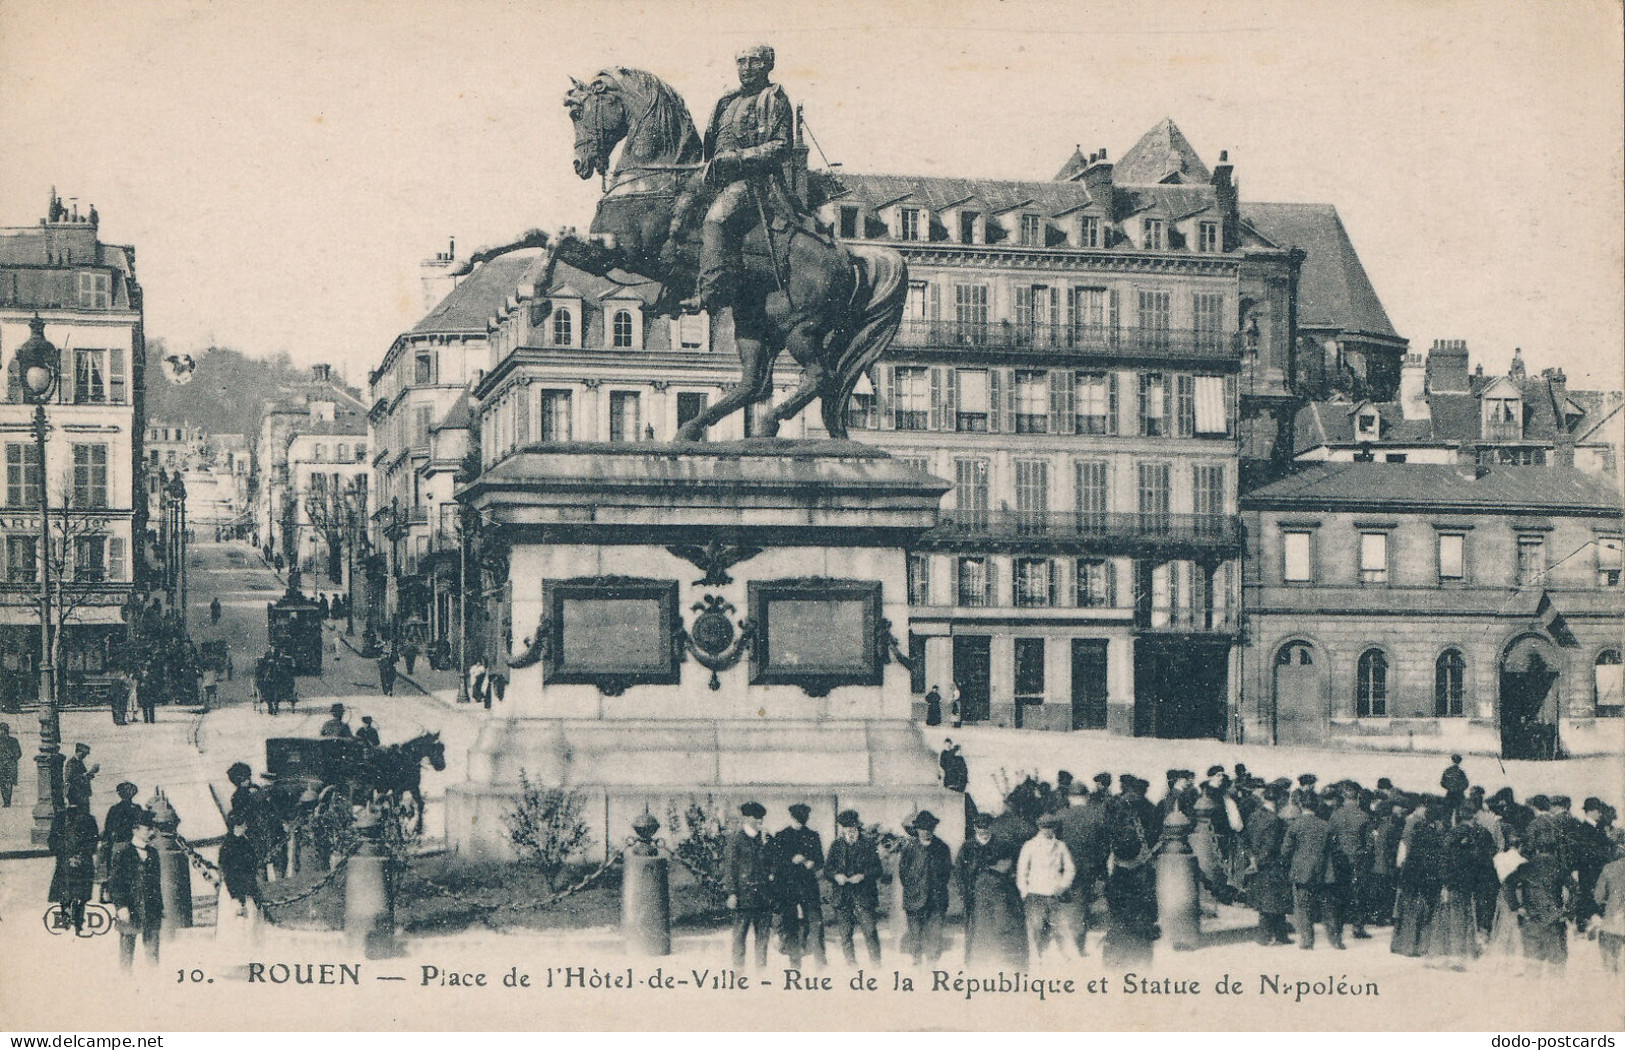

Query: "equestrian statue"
(547, 46), (906, 440)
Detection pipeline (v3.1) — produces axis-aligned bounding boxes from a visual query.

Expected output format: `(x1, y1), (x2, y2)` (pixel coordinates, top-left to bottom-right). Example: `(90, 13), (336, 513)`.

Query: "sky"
(1, 0), (1621, 388)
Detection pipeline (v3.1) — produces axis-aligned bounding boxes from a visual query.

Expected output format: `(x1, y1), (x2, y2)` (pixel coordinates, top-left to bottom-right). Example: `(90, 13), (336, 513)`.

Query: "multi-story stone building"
(254, 365), (367, 563)
(1241, 462), (1624, 757)
(283, 423), (368, 594)
(0, 192), (146, 705)
(145, 421), (252, 534)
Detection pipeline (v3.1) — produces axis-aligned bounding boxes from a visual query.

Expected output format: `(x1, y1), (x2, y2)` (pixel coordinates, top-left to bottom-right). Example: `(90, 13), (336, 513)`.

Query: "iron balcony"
(891, 320), (1240, 361)
(919, 510), (1241, 556)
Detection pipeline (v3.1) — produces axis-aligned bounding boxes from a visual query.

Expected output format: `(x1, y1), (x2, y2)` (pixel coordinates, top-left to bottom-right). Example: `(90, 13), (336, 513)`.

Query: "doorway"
(1500, 637), (1560, 760)
(1134, 638), (1229, 739)
(1071, 639), (1108, 729)
(953, 635), (991, 723)
(1272, 641), (1324, 745)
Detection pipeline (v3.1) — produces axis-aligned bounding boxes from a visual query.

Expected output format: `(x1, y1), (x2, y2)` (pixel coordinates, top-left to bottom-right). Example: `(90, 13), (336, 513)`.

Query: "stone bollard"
(147, 790), (194, 931)
(621, 814), (671, 956)
(344, 806), (395, 957)
(1155, 808), (1200, 950)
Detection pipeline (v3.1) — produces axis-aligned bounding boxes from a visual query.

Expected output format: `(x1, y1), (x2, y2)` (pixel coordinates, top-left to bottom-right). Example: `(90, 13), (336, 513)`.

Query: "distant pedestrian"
(63, 743), (98, 807)
(939, 739), (968, 793)
(0, 723), (22, 806)
(201, 666), (218, 709)
(274, 553), (284, 573)
(402, 640), (419, 675)
(319, 703), (352, 738)
(209, 597), (222, 625)
(923, 685), (942, 727)
(949, 682), (963, 728)
(110, 670), (131, 726)
(355, 716), (380, 748)
(1440, 754), (1468, 807)
(378, 653), (397, 696)
(318, 594), (330, 620)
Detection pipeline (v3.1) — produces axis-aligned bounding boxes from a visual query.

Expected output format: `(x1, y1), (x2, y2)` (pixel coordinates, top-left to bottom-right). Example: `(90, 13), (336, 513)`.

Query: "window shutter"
(1001, 367), (1017, 433)
(943, 368), (957, 431)
(1225, 375), (1238, 436)
(109, 349), (126, 404)
(1051, 369), (1074, 435)
(1107, 372), (1120, 435)
(1048, 559), (1060, 606)
(929, 282), (940, 324)
(987, 369), (1003, 433)
(109, 537), (126, 581)
(877, 364), (896, 430)
(929, 367), (944, 431)
(986, 558), (999, 607)
(1108, 289), (1120, 344)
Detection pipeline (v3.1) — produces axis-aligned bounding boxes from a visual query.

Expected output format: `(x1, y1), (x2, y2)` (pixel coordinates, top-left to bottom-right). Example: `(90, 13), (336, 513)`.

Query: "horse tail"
(820, 243), (908, 440)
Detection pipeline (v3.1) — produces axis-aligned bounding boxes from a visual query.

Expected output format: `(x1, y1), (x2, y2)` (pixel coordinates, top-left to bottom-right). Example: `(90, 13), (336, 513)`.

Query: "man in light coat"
(1017, 812), (1077, 961)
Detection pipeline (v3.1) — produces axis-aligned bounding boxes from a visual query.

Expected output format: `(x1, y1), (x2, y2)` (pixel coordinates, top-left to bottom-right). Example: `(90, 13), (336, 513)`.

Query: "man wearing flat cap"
(724, 800), (774, 969)
(680, 44), (798, 315)
(826, 809), (883, 964)
(1018, 812), (1078, 961)
(773, 802), (826, 968)
(897, 810), (952, 966)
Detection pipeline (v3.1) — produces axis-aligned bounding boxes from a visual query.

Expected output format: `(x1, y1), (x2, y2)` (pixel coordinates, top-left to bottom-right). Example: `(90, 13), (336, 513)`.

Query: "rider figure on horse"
(677, 44), (800, 315)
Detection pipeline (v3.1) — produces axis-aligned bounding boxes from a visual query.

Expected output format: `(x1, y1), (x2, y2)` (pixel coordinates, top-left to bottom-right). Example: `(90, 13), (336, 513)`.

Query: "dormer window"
(1356, 411), (1380, 440)
(1078, 216), (1101, 249)
(1198, 221), (1219, 253)
(552, 308), (573, 347)
(1019, 214), (1043, 247)
(1143, 218), (1166, 250)
(959, 211), (980, 245)
(1484, 395), (1522, 440)
(899, 208), (922, 242)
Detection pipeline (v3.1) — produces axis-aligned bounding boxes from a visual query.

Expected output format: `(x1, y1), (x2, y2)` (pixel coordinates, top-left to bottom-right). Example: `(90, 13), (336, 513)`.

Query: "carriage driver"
(679, 44), (797, 316)
(319, 703), (352, 739)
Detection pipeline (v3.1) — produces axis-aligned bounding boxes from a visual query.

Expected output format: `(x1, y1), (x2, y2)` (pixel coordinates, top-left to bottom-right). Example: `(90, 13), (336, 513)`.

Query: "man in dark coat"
(1489, 786), (1533, 841)
(355, 716), (381, 749)
(955, 813), (997, 961)
(938, 740), (968, 793)
(48, 800), (99, 934)
(1283, 795), (1343, 950)
(106, 822), (163, 968)
(217, 812), (260, 914)
(63, 742), (98, 807)
(227, 762), (283, 881)
(897, 809), (952, 966)
(1439, 754), (1469, 807)
(1327, 782), (1372, 939)
(1102, 780), (1158, 967)
(0, 723), (22, 807)
(825, 809), (882, 965)
(319, 703), (352, 738)
(1245, 784), (1293, 945)
(773, 803), (826, 968)
(1058, 780), (1110, 954)
(723, 800), (774, 969)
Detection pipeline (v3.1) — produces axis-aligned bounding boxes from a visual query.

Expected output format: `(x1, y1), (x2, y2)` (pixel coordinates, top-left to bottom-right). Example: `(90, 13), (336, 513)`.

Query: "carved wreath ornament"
(682, 594), (754, 690)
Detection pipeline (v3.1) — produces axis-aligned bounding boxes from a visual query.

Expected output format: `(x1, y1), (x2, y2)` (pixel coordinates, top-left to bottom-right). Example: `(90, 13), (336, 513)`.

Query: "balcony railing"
(1134, 604), (1240, 633)
(928, 510), (1239, 549)
(1480, 421), (1525, 443)
(892, 320), (1238, 360)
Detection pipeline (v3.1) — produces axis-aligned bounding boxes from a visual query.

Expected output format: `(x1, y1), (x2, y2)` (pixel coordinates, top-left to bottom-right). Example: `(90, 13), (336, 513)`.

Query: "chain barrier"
(172, 832), (223, 890)
(412, 846), (628, 917)
(257, 840), (363, 912)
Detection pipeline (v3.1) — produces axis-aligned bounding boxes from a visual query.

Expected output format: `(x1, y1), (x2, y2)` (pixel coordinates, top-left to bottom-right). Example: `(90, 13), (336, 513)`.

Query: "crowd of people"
(719, 752), (1625, 978)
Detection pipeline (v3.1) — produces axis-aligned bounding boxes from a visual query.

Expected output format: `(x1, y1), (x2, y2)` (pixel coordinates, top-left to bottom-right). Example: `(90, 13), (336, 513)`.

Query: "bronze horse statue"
(556, 66), (906, 440)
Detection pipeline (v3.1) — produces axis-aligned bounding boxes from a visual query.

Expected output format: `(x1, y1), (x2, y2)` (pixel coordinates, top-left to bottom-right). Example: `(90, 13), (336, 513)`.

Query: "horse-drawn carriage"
(262, 731), (445, 839)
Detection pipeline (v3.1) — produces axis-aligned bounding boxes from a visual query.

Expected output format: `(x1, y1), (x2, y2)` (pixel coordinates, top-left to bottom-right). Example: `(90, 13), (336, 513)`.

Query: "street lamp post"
(18, 316), (62, 845)
(169, 475), (188, 626)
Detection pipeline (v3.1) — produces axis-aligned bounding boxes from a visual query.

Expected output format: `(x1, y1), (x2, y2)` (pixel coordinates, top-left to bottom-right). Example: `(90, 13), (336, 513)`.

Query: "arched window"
(336, 443), (348, 462)
(1596, 649), (1623, 717)
(1435, 649), (1466, 717)
(1276, 641), (1314, 667)
(552, 309), (573, 347)
(612, 310), (634, 348)
(1356, 649), (1387, 717)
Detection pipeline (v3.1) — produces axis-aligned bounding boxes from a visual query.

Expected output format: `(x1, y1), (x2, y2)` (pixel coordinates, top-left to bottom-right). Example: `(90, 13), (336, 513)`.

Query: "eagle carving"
(665, 540), (764, 586)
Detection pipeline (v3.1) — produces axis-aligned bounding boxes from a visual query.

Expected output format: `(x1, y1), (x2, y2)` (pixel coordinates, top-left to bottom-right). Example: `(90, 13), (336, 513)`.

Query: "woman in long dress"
(1392, 799), (1446, 957)
(1485, 829), (1528, 965)
(1428, 805), (1490, 967)
(1505, 832), (1570, 974)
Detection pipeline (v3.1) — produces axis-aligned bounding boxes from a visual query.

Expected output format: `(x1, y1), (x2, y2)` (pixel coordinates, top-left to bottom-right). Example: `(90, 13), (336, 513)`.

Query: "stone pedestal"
(447, 440), (961, 859)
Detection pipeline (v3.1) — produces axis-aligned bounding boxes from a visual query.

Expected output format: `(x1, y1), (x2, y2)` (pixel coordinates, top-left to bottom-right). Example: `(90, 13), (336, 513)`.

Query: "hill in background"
(142, 339), (363, 442)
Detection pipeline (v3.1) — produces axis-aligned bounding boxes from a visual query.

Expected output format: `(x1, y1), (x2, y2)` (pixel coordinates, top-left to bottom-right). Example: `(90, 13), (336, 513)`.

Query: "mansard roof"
(1241, 202), (1398, 341)
(1246, 462), (1623, 513)
(410, 249), (544, 336)
(1114, 118), (1212, 185)
(828, 173), (1097, 219)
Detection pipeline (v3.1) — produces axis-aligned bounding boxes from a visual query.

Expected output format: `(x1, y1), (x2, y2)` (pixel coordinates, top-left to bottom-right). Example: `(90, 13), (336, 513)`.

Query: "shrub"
(504, 771), (592, 890)
(667, 799), (730, 905)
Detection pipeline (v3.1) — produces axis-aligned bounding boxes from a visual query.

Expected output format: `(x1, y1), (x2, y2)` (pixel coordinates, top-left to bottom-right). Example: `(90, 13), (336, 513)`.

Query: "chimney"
(1425, 338), (1471, 394)
(1509, 347), (1526, 381)
(1546, 367), (1575, 468)
(1211, 149), (1238, 250)
(1399, 352), (1430, 421)
(311, 363), (331, 383)
(1081, 148), (1114, 222)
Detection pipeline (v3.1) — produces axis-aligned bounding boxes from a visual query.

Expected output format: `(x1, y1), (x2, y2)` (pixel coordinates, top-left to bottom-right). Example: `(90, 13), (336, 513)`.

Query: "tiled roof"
(434, 390), (474, 432)
(827, 172), (1097, 219)
(411, 249), (544, 335)
(1245, 461), (1622, 512)
(1240, 202), (1398, 340)
(1053, 146), (1092, 182)
(521, 257), (663, 307)
(1113, 119), (1212, 185)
